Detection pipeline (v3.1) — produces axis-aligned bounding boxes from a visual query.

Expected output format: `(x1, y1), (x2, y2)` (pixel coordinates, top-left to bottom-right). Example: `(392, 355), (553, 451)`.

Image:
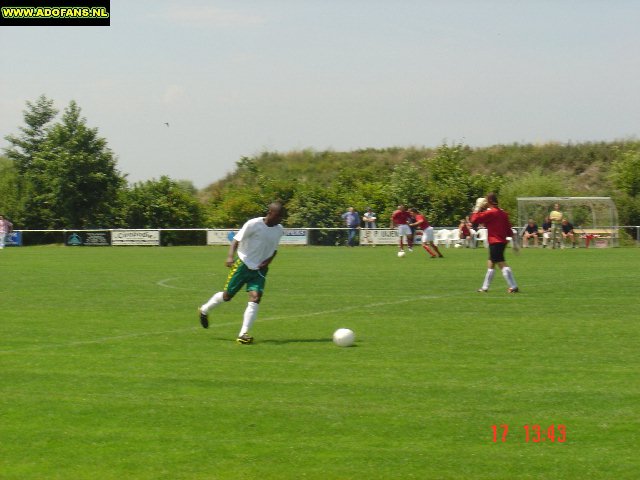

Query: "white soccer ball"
(333, 328), (355, 347)
(397, 251), (406, 257)
(454, 243), (462, 248)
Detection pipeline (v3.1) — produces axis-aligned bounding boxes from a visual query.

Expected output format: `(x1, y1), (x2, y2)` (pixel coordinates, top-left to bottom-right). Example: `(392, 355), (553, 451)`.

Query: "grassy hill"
(199, 140), (640, 229)
(203, 140), (638, 196)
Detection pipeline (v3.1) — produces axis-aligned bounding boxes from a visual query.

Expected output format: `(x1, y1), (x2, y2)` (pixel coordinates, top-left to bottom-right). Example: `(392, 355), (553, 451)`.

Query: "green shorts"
(224, 258), (268, 298)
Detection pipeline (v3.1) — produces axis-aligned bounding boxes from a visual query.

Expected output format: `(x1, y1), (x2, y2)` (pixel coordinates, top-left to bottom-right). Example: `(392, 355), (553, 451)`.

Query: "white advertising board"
(281, 229), (308, 245)
(207, 229), (309, 245)
(206, 230), (236, 245)
(112, 230), (160, 246)
(360, 228), (425, 245)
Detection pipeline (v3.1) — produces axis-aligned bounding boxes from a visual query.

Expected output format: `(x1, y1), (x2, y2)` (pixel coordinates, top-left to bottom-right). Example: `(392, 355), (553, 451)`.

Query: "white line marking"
(156, 277), (191, 290)
(0, 293), (451, 354)
(9, 275), (615, 355)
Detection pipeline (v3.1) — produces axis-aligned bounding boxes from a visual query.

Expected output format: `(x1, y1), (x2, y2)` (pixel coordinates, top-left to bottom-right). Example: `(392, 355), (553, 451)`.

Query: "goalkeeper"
(470, 193), (520, 294)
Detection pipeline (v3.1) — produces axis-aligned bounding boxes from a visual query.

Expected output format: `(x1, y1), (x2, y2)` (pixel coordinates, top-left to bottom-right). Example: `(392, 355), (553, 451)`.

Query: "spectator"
(341, 207), (360, 247)
(360, 207), (377, 246)
(458, 219), (473, 248)
(522, 219), (539, 248)
(0, 215), (13, 249)
(549, 203), (563, 249)
(561, 218), (576, 248)
(541, 216), (552, 248)
(363, 207), (377, 229)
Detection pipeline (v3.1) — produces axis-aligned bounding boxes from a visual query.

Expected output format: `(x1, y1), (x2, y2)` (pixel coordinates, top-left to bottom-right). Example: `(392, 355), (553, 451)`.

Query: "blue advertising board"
(5, 231), (22, 246)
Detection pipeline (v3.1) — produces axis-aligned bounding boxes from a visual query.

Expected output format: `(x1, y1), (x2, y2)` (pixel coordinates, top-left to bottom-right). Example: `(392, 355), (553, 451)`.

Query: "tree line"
(2, 95), (639, 233)
(1, 95), (203, 230)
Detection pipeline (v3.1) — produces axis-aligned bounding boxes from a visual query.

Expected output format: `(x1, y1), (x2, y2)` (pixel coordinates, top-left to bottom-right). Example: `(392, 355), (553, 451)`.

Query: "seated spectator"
(458, 219), (474, 247)
(522, 218), (539, 248)
(541, 216), (552, 248)
(561, 218), (576, 248)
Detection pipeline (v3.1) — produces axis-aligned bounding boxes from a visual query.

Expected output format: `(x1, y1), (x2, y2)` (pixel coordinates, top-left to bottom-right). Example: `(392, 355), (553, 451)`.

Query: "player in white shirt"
(199, 203), (285, 344)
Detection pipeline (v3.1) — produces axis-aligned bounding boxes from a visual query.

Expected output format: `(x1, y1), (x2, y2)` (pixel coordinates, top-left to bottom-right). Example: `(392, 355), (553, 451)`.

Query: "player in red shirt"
(409, 208), (443, 258)
(391, 205), (413, 252)
(469, 193), (519, 293)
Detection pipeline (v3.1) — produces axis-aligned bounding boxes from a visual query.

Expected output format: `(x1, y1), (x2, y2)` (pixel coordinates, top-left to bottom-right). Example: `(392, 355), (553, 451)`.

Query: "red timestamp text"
(491, 424), (567, 443)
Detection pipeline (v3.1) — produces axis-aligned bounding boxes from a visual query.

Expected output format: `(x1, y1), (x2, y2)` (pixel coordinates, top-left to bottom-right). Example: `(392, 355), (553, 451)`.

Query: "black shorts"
(488, 243), (507, 263)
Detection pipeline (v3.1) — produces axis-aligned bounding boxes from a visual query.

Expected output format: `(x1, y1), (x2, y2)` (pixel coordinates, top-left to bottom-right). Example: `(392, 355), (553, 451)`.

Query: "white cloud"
(161, 5), (266, 28)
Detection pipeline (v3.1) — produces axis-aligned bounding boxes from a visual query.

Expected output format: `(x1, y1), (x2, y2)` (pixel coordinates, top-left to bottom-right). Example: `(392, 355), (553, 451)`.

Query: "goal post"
(517, 197), (619, 247)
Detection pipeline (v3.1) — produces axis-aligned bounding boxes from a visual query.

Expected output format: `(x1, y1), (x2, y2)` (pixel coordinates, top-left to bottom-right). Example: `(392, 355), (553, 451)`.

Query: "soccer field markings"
(0, 293), (452, 354)
(0, 326), (200, 354)
(156, 274), (218, 291)
(6, 274), (631, 355)
(156, 277), (193, 290)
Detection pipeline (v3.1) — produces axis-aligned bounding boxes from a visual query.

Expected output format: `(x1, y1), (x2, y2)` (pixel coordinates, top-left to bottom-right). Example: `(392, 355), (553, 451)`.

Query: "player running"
(391, 205), (413, 253)
(198, 202), (285, 344)
(409, 208), (443, 258)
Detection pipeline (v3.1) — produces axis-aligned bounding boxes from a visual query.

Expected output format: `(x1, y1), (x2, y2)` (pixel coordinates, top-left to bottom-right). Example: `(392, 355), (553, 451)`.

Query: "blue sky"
(1, 1), (639, 187)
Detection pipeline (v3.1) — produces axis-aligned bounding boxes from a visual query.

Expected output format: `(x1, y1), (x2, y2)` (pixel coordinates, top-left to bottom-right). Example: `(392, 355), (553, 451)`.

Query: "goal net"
(517, 197), (619, 247)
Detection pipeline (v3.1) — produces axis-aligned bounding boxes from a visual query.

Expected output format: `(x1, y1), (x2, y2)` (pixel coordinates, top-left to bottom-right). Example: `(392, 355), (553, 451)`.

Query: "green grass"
(1, 245), (638, 479)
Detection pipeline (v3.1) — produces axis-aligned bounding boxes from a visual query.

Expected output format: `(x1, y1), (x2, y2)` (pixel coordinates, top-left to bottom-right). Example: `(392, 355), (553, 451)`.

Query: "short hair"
(268, 202), (284, 215)
(486, 192), (498, 205)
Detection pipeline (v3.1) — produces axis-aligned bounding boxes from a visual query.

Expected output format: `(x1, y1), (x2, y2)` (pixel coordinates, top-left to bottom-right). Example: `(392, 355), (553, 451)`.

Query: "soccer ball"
(454, 243), (462, 248)
(333, 328), (355, 347)
(397, 251), (405, 257)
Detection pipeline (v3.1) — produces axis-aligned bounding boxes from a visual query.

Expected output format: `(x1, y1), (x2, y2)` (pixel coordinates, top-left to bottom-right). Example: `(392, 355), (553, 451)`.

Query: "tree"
(22, 100), (126, 228)
(287, 182), (344, 245)
(387, 160), (427, 209)
(0, 157), (23, 220)
(4, 95), (58, 174)
(610, 148), (640, 197)
(121, 176), (203, 228)
(498, 169), (568, 216)
(610, 148), (640, 226)
(424, 144), (497, 225)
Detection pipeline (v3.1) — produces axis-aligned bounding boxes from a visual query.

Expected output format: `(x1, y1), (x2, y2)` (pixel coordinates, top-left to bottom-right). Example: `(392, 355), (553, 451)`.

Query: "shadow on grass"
(205, 336), (337, 345)
(260, 338), (334, 345)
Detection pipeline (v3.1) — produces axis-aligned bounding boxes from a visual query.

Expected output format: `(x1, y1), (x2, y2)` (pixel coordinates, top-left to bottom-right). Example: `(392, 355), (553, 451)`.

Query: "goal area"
(517, 197), (619, 247)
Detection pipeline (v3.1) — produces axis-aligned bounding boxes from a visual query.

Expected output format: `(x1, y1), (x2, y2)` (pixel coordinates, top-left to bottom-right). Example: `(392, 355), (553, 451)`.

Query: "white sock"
(502, 267), (517, 289)
(482, 269), (495, 290)
(201, 291), (225, 313)
(239, 302), (259, 336)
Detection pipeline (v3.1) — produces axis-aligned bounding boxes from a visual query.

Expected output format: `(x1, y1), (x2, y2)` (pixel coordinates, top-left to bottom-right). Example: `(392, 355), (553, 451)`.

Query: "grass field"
(1, 245), (638, 479)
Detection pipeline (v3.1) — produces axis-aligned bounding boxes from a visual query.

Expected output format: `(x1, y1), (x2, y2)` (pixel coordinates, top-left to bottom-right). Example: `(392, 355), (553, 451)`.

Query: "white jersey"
(234, 217), (284, 270)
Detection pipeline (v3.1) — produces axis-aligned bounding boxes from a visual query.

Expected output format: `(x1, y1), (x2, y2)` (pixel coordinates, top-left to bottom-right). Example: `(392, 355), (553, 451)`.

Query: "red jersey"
(470, 207), (513, 245)
(413, 214), (430, 230)
(391, 209), (411, 226)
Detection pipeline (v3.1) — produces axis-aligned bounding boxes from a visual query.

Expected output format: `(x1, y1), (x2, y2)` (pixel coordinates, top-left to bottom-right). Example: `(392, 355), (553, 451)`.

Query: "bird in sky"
(164, 122), (169, 127)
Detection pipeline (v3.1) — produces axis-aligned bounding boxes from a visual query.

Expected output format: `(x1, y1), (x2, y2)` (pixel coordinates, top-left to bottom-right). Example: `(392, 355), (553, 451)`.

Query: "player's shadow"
(261, 338), (334, 345)
(206, 336), (335, 345)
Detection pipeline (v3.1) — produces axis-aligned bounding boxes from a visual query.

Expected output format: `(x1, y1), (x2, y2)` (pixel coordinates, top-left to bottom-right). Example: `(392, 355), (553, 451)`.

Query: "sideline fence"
(5, 226), (639, 247)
